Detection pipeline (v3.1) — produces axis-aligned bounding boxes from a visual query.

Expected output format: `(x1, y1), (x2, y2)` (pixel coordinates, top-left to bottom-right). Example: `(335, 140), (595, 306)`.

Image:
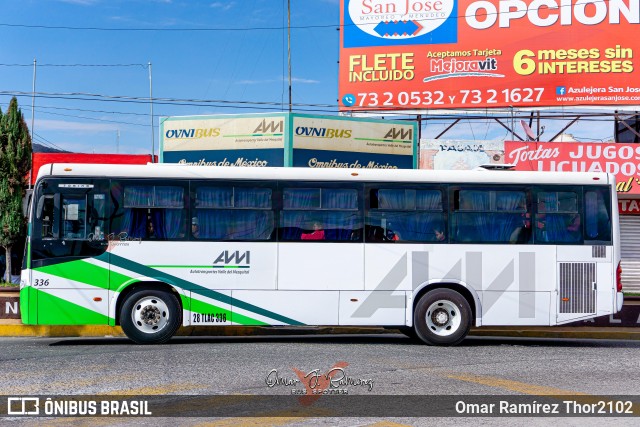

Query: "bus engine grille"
(559, 262), (596, 314)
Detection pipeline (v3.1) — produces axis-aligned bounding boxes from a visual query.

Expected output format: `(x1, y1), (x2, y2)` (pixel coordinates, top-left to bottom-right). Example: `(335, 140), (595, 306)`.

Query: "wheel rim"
(131, 296), (170, 334)
(425, 299), (461, 337)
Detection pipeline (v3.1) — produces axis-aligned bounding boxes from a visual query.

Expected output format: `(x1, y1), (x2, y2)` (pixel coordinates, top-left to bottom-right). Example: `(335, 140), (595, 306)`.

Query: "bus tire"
(414, 289), (472, 346)
(120, 286), (182, 344)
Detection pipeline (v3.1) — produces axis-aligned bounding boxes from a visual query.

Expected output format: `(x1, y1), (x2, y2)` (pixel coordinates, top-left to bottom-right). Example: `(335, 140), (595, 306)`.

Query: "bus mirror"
(36, 194), (53, 220)
(23, 189), (33, 217)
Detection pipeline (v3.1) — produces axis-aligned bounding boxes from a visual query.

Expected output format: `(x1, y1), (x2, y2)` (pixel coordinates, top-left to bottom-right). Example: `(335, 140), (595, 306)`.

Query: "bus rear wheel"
(414, 289), (472, 346)
(120, 286), (182, 344)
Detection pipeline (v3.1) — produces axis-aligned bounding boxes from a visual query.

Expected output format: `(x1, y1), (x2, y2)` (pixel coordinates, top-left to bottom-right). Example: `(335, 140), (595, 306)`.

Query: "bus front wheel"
(120, 286), (182, 344)
(414, 289), (472, 346)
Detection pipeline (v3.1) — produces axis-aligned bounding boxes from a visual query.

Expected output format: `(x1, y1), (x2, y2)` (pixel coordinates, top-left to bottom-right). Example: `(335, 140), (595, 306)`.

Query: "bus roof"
(35, 163), (613, 186)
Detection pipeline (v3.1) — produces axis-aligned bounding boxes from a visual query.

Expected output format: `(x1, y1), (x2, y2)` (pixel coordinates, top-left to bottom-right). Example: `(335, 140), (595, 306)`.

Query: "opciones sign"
(339, 0), (640, 110)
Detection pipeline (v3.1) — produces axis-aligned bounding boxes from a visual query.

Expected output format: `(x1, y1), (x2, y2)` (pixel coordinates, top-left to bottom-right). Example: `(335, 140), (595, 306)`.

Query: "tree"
(0, 97), (32, 283)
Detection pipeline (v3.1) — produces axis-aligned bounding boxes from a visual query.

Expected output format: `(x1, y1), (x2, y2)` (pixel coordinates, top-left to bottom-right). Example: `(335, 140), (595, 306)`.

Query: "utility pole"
(29, 58), (37, 189)
(149, 62), (155, 162)
(288, 0), (292, 112)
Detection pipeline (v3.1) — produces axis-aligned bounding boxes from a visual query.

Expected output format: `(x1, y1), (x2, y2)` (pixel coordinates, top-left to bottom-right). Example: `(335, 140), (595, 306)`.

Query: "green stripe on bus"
(231, 311), (269, 326)
(35, 259), (133, 290)
(35, 289), (111, 325)
(99, 253), (305, 326)
(35, 260), (111, 290)
(147, 265), (215, 269)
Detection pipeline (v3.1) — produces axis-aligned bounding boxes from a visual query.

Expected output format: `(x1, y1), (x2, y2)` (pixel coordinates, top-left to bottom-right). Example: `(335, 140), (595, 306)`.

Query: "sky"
(0, 0), (625, 156)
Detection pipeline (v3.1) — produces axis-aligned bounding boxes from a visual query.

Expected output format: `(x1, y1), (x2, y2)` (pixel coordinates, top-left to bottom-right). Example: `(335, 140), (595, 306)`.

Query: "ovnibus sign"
(160, 113), (417, 169)
(160, 114), (287, 167)
(504, 141), (640, 195)
(291, 115), (416, 169)
(339, 0), (640, 111)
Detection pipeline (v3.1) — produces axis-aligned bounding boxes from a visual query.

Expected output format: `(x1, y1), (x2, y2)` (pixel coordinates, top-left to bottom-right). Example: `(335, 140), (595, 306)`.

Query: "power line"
(0, 0), (617, 32)
(35, 105), (151, 117)
(3, 90), (633, 118)
(36, 109), (147, 127)
(0, 63), (147, 68)
(33, 132), (66, 152)
(0, 90), (337, 113)
(0, 22), (337, 32)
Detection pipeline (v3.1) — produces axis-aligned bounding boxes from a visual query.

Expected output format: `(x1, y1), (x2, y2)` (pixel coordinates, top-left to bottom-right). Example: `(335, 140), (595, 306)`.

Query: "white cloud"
(292, 77), (320, 84)
(234, 76), (319, 85)
(210, 1), (235, 11)
(57, 0), (100, 5)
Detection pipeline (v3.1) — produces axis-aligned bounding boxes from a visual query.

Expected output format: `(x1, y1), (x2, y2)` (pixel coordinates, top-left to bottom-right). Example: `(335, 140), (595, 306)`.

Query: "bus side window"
(90, 193), (107, 240)
(585, 189), (611, 243)
(38, 195), (55, 239)
(366, 187), (445, 243)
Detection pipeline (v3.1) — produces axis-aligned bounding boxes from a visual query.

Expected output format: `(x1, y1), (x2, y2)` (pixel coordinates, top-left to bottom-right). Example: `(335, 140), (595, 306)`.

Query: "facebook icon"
(556, 86), (567, 95)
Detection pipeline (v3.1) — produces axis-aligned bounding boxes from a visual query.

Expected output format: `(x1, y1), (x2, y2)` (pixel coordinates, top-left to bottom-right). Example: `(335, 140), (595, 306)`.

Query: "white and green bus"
(21, 163), (623, 345)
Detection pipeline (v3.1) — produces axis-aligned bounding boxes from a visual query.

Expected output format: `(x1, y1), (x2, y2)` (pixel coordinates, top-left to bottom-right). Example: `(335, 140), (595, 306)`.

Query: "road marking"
(100, 382), (206, 395)
(0, 375), (130, 395)
(444, 373), (587, 395)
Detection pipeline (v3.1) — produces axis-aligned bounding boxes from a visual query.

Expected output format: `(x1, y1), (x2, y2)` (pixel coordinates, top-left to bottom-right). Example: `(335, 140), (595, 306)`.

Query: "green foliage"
(0, 97), (32, 250)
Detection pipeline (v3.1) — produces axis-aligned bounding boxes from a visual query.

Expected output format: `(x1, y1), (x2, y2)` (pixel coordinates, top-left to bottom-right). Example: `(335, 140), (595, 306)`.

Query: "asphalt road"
(0, 334), (639, 426)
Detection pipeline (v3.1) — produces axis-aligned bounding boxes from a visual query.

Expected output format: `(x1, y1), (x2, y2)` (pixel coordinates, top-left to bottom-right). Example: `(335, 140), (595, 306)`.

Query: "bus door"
(30, 178), (111, 325)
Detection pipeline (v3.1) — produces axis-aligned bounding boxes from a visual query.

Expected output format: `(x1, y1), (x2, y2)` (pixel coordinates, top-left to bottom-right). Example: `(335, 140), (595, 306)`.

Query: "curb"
(469, 327), (640, 341)
(0, 325), (390, 338)
(0, 324), (638, 340)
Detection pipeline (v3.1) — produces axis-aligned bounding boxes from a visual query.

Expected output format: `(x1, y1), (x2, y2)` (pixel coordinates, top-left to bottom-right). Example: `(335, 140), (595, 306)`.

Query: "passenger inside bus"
(301, 221), (325, 240)
(146, 219), (157, 239)
(191, 217), (200, 239)
(509, 213), (532, 244)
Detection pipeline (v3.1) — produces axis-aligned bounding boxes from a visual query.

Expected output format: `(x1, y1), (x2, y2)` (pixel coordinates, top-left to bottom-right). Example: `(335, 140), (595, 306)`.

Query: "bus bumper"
(616, 292), (624, 312)
(20, 287), (36, 325)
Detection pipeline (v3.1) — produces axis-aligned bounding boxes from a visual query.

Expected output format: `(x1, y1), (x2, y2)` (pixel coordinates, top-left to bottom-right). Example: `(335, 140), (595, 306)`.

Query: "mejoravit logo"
(345, 0), (457, 46)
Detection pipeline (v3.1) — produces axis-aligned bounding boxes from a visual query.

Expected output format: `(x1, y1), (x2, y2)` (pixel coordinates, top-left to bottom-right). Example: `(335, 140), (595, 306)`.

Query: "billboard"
(419, 139), (504, 169)
(161, 114), (287, 167)
(291, 115), (416, 169)
(160, 113), (417, 168)
(504, 141), (640, 195)
(339, 0), (640, 111)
